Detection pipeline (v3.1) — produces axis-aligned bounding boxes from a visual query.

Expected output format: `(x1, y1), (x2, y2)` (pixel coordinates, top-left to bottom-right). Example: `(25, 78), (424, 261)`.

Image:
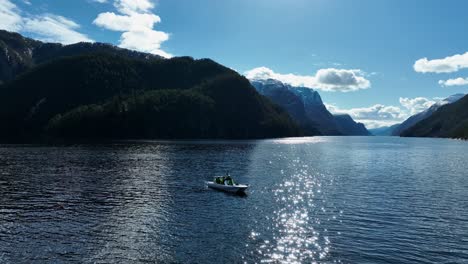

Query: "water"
(0, 137), (467, 263)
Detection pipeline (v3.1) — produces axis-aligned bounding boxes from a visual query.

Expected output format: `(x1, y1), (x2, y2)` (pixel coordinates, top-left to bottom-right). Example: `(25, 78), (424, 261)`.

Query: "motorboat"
(206, 175), (248, 194)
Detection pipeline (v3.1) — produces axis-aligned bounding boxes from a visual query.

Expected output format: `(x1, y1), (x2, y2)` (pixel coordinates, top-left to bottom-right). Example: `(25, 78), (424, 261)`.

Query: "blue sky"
(2, 0), (468, 128)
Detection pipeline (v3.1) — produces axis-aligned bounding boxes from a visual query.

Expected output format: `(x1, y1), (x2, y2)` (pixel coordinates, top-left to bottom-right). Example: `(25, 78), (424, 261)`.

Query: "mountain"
(251, 79), (340, 135)
(251, 79), (370, 136)
(0, 33), (301, 142)
(369, 123), (400, 136)
(392, 93), (465, 136)
(334, 114), (371, 136)
(0, 30), (162, 84)
(401, 94), (468, 139)
(251, 79), (320, 135)
(289, 87), (344, 135)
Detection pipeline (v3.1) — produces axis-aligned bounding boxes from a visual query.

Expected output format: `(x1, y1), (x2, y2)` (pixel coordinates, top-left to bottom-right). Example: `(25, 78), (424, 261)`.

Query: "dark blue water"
(0, 137), (467, 263)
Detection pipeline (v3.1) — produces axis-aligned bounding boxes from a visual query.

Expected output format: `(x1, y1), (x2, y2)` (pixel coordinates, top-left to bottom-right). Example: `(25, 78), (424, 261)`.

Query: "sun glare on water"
(270, 137), (330, 145)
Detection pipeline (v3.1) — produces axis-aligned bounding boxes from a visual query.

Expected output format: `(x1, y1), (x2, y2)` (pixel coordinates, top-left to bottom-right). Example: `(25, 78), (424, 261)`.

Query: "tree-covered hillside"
(0, 54), (301, 141)
(0, 30), (162, 84)
(401, 94), (468, 139)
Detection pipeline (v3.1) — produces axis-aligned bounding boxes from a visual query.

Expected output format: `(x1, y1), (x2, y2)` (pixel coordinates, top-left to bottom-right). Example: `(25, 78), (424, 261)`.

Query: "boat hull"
(206, 182), (248, 193)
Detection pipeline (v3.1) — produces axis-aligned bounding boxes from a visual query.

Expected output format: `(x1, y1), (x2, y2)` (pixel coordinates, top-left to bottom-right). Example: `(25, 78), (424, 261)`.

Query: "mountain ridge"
(250, 79), (370, 136)
(0, 32), (301, 142)
(0, 29), (163, 84)
(391, 93), (465, 136)
(401, 94), (468, 139)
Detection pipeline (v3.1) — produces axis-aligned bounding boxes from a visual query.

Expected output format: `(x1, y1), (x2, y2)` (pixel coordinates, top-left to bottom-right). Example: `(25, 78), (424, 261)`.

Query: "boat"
(206, 175), (248, 194)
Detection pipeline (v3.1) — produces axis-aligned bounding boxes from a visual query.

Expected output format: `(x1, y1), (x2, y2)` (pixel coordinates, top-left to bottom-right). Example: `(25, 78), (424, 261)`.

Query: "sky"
(2, 0), (468, 128)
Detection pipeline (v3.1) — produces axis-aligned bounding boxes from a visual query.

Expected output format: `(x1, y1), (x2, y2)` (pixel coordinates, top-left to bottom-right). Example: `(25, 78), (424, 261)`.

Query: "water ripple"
(0, 137), (467, 263)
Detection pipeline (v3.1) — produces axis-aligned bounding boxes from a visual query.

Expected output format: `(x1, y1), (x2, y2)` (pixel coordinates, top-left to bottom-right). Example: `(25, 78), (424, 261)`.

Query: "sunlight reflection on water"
(1, 137), (468, 263)
(249, 156), (340, 263)
(269, 137), (331, 145)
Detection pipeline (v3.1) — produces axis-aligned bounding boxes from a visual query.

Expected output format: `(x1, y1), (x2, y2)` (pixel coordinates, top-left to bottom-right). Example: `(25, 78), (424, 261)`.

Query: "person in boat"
(215, 176), (226, 185)
(225, 176), (234, 186)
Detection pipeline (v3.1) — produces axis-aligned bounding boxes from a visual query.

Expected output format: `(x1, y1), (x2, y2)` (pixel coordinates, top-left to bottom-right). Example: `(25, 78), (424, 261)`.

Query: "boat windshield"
(214, 176), (235, 185)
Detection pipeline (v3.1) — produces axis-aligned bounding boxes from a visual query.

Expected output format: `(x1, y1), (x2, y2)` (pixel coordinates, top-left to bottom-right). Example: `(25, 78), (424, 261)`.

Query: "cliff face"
(0, 30), (43, 84)
(251, 79), (321, 135)
(290, 87), (343, 135)
(251, 79), (370, 136)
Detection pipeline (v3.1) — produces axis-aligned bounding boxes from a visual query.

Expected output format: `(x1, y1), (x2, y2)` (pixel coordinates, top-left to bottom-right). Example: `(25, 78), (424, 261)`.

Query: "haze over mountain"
(369, 124), (400, 136)
(251, 79), (370, 136)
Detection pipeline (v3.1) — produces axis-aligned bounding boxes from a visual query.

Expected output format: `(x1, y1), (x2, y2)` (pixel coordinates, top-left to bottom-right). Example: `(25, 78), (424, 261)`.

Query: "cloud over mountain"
(326, 96), (440, 129)
(23, 15), (93, 44)
(0, 0), (22, 31)
(325, 103), (405, 129)
(245, 67), (370, 92)
(0, 0), (92, 44)
(399, 97), (436, 115)
(93, 0), (171, 58)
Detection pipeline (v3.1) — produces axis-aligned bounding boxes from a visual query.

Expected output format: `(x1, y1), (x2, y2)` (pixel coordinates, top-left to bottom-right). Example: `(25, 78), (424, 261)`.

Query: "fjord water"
(1, 137), (467, 263)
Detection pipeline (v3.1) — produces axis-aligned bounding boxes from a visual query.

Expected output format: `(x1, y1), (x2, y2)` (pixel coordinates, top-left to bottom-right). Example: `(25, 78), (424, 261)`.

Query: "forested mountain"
(0, 32), (301, 142)
(401, 94), (468, 139)
(251, 79), (370, 136)
(391, 94), (465, 136)
(0, 30), (162, 84)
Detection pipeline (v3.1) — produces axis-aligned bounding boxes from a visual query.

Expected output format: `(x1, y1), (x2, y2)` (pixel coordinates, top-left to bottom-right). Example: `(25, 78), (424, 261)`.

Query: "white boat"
(207, 176), (248, 194)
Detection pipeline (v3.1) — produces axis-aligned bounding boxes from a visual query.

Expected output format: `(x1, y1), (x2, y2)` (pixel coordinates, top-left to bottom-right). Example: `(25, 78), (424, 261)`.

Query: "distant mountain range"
(251, 79), (370, 136)
(8, 29), (463, 141)
(401, 94), (468, 139)
(369, 124), (400, 136)
(0, 30), (301, 142)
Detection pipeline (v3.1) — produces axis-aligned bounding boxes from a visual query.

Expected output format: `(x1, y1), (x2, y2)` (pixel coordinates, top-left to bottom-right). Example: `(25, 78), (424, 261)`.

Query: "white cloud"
(438, 77), (468, 87)
(0, 0), (92, 44)
(245, 67), (371, 92)
(93, 0), (172, 58)
(23, 15), (93, 44)
(325, 103), (405, 129)
(114, 0), (154, 15)
(120, 29), (170, 57)
(326, 96), (441, 129)
(414, 52), (468, 73)
(94, 12), (160, 31)
(92, 0), (108, 3)
(399, 97), (436, 115)
(0, 0), (22, 31)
